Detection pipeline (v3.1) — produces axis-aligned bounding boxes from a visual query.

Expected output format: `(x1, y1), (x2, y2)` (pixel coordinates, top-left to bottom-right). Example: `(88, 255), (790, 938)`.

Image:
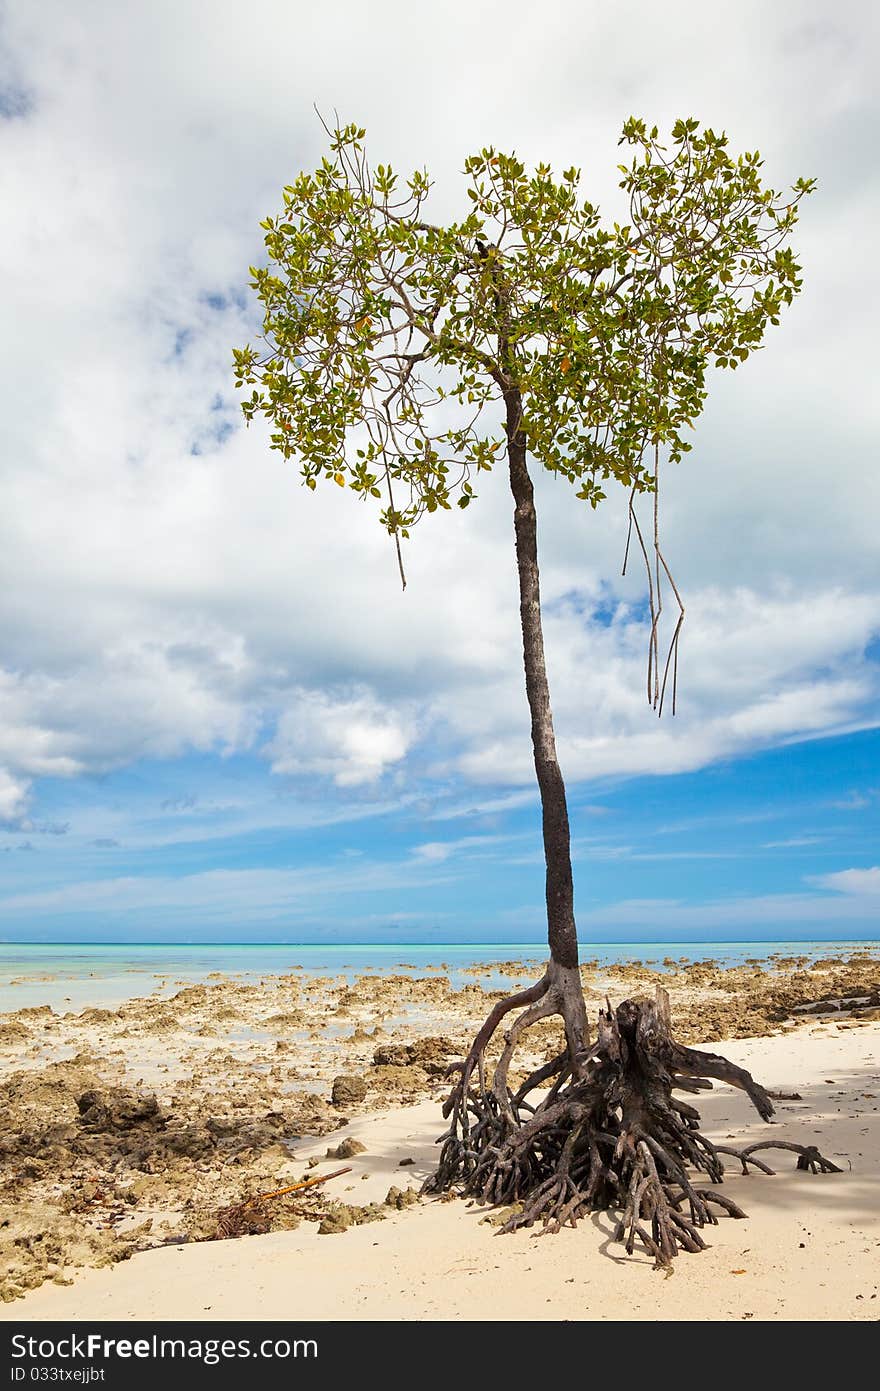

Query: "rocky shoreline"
(1, 949), (877, 1303)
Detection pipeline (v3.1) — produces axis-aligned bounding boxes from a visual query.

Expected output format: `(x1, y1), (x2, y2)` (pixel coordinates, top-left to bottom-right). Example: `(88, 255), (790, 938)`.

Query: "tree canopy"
(235, 116), (813, 545)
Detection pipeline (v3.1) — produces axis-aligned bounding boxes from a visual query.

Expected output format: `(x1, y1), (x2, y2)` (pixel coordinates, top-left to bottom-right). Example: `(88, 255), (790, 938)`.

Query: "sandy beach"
(1, 951), (878, 1320)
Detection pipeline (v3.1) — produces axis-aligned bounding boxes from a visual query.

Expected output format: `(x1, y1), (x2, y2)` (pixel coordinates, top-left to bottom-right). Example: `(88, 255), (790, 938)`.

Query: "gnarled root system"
(424, 979), (840, 1268)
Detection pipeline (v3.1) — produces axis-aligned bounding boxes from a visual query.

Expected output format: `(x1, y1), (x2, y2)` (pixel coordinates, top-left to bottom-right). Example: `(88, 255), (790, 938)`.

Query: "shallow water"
(1, 940), (877, 1015)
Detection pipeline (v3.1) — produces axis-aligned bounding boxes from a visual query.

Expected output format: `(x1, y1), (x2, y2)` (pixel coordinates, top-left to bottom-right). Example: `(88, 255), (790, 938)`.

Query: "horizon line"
(2, 938), (878, 948)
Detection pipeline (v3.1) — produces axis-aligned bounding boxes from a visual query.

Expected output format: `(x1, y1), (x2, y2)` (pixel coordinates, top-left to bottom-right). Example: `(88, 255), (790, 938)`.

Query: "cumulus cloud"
(267, 688), (417, 786)
(0, 629), (260, 789)
(454, 584), (879, 784)
(0, 767), (29, 823)
(0, 0), (878, 825)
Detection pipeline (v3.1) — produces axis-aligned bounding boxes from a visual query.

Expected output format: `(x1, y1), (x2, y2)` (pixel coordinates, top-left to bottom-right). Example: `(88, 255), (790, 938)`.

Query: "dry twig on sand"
(215, 1166), (353, 1239)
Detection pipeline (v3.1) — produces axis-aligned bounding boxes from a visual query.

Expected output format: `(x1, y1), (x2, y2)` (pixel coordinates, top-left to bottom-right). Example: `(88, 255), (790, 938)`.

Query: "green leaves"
(235, 116), (813, 538)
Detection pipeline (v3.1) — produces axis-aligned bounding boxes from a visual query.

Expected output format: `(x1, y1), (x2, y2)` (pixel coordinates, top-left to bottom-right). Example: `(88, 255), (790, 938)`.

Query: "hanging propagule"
(622, 444), (685, 717)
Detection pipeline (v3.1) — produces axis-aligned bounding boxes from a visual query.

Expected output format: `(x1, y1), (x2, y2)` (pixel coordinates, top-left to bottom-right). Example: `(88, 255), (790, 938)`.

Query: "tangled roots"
(423, 979), (840, 1269)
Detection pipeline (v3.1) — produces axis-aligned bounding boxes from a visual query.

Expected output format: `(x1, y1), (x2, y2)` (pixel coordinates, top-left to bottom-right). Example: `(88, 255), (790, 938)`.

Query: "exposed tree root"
(423, 981), (841, 1269)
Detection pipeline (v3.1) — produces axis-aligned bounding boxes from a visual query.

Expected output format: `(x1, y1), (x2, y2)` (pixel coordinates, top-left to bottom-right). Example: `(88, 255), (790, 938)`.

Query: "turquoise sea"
(1, 940), (877, 1015)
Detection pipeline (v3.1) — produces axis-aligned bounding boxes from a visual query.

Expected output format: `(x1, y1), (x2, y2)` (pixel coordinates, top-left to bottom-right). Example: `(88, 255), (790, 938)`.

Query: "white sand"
(5, 1024), (878, 1322)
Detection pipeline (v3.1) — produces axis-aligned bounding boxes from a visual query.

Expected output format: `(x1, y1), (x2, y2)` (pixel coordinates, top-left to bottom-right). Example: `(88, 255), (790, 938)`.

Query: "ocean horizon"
(2, 938), (877, 1014)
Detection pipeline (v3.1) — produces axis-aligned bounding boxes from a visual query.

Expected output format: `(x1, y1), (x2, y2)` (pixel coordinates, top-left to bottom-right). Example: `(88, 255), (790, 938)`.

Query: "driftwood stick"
(213, 1166), (355, 1241)
(250, 1166), (353, 1203)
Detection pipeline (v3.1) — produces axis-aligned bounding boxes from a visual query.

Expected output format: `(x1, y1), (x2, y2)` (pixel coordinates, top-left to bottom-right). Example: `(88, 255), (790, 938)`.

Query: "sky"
(0, 0), (878, 944)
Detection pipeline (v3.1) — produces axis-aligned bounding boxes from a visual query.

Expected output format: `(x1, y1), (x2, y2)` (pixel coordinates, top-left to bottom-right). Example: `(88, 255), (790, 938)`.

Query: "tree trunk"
(426, 378), (841, 1264)
(504, 386), (588, 1053)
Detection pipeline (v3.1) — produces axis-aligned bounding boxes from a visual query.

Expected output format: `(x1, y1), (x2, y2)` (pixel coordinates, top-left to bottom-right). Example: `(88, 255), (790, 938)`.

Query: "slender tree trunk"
(430, 367), (839, 1237)
(504, 386), (588, 1051)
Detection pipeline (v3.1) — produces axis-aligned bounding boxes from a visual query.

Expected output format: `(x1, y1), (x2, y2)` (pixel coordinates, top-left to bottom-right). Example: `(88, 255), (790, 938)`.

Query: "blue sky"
(1, 729), (877, 942)
(0, 2), (878, 944)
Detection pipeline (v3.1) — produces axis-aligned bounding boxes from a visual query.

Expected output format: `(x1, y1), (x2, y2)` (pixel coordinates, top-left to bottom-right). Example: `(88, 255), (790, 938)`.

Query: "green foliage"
(234, 117), (814, 536)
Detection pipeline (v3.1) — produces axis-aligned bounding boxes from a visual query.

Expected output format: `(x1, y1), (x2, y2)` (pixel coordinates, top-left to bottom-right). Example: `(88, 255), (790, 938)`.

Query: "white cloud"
(0, 628), (261, 828)
(411, 833), (510, 862)
(809, 867), (880, 896)
(0, 767), (30, 822)
(0, 1), (878, 822)
(830, 792), (873, 811)
(267, 688), (417, 786)
(763, 837), (823, 849)
(7, 866), (873, 935)
(576, 889), (879, 929)
(412, 843), (454, 863)
(454, 586), (879, 784)
(0, 857), (453, 919)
